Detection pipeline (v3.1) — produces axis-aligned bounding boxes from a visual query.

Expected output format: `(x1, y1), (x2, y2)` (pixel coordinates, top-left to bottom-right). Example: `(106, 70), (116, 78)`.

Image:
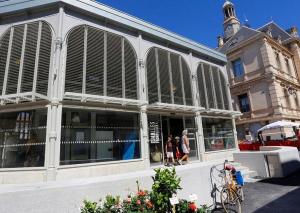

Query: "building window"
(285, 58), (291, 75)
(238, 93), (250, 112)
(0, 109), (47, 168)
(0, 21), (52, 102)
(232, 58), (244, 77)
(275, 51), (281, 70)
(146, 47), (193, 105)
(65, 25), (138, 100)
(202, 117), (235, 152)
(60, 109), (140, 165)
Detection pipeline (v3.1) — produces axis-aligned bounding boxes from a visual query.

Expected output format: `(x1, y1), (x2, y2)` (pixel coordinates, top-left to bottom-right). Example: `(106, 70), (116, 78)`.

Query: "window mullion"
(103, 31), (107, 96)
(167, 52), (174, 104)
(179, 56), (186, 105)
(82, 25), (87, 100)
(121, 37), (125, 99)
(32, 21), (42, 101)
(155, 48), (161, 102)
(17, 24), (28, 98)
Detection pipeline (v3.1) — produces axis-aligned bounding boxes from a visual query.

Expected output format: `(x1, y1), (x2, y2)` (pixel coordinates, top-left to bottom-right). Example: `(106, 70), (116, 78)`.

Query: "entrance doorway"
(148, 114), (198, 166)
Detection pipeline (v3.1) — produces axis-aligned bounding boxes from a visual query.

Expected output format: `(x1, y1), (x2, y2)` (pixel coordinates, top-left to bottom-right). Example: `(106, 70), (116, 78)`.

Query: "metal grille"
(65, 26), (84, 94)
(107, 32), (122, 98)
(212, 66), (224, 109)
(181, 59), (193, 106)
(124, 39), (137, 99)
(158, 49), (172, 103)
(219, 71), (230, 110)
(86, 27), (104, 96)
(6, 25), (24, 95)
(146, 47), (192, 106)
(36, 22), (51, 96)
(196, 64), (207, 108)
(0, 31), (10, 95)
(146, 48), (159, 103)
(203, 64), (214, 108)
(21, 22), (39, 93)
(170, 53), (183, 105)
(65, 25), (138, 101)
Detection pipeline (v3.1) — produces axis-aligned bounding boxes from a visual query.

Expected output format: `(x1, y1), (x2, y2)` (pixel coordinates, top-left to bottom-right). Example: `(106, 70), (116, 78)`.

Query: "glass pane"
(60, 109), (140, 165)
(184, 117), (198, 160)
(202, 117), (235, 152)
(0, 109), (47, 168)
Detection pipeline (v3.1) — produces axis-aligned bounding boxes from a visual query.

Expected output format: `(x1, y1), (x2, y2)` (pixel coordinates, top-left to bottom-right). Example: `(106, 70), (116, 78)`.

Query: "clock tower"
(223, 0), (240, 41)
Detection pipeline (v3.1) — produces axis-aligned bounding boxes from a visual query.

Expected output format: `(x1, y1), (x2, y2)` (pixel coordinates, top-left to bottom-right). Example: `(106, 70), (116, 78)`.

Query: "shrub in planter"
(150, 167), (182, 212)
(175, 199), (211, 213)
(81, 200), (100, 213)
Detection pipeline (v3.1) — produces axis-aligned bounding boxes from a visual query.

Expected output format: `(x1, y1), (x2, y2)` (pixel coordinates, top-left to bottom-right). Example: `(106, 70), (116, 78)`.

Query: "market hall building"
(0, 0), (240, 183)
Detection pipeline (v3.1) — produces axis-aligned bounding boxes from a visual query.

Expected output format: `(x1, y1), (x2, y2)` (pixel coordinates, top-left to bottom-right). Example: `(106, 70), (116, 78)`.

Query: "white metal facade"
(0, 0), (239, 183)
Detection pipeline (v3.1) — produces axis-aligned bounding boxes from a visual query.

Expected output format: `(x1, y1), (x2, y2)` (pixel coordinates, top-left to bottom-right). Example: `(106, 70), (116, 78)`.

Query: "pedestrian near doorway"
(178, 130), (190, 165)
(174, 136), (181, 162)
(165, 135), (175, 166)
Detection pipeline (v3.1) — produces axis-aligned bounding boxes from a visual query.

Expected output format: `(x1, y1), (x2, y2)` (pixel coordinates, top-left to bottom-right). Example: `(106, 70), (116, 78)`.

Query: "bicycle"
(218, 160), (244, 213)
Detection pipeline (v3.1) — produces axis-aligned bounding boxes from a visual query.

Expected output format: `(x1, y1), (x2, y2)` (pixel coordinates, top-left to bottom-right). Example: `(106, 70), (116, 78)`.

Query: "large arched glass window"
(146, 47), (193, 106)
(0, 21), (52, 102)
(196, 63), (230, 110)
(65, 25), (138, 100)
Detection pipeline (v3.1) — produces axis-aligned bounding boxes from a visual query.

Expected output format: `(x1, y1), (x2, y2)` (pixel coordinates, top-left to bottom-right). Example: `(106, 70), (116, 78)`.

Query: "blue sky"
(98, 0), (300, 48)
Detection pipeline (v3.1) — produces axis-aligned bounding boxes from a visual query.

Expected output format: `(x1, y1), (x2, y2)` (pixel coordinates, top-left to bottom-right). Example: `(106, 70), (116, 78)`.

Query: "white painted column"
(195, 111), (205, 161)
(44, 5), (64, 181)
(140, 105), (150, 167)
(232, 117), (239, 150)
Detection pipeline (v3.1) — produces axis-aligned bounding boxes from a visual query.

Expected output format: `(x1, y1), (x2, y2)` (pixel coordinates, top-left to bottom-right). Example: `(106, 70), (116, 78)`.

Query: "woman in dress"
(178, 130), (190, 165)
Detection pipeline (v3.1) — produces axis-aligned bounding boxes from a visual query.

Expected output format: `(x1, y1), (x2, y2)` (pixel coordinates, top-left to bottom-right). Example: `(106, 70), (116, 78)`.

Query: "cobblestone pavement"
(242, 170), (300, 213)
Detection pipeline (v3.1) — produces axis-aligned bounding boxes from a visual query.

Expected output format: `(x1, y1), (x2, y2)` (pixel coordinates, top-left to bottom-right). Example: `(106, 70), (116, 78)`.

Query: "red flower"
(137, 190), (147, 196)
(136, 200), (141, 205)
(189, 202), (197, 212)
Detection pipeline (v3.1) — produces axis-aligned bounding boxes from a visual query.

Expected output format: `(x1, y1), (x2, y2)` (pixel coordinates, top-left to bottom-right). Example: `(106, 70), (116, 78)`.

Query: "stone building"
(218, 0), (300, 140)
(0, 0), (239, 183)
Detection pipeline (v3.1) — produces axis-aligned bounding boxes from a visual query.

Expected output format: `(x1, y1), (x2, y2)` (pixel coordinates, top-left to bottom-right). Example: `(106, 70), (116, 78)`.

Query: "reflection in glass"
(60, 109), (140, 165)
(202, 117), (235, 151)
(0, 109), (47, 168)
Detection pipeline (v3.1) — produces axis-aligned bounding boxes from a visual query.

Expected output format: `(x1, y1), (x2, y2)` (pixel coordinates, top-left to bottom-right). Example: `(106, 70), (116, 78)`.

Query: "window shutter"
(36, 22), (51, 96)
(196, 64), (207, 108)
(181, 59), (193, 106)
(21, 22), (39, 93)
(106, 32), (122, 98)
(124, 39), (137, 99)
(170, 53), (183, 105)
(146, 48), (158, 104)
(158, 49), (171, 104)
(0, 31), (10, 95)
(65, 26), (84, 94)
(86, 26), (104, 96)
(6, 25), (24, 95)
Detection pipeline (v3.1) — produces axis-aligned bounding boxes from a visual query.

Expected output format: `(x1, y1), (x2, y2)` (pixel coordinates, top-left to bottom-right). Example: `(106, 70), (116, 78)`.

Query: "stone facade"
(219, 1), (300, 140)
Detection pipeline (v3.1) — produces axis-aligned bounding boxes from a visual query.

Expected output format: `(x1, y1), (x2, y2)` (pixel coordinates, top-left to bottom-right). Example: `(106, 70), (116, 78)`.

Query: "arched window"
(65, 25), (138, 100)
(146, 47), (192, 106)
(196, 63), (230, 110)
(0, 21), (52, 101)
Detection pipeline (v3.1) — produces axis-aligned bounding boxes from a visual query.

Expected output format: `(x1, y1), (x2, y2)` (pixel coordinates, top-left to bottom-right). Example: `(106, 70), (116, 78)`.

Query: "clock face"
(225, 24), (233, 34)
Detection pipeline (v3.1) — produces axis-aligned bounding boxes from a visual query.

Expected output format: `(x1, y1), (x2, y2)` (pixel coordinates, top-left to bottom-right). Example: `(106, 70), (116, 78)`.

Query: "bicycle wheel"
(236, 186), (244, 202)
(220, 187), (241, 213)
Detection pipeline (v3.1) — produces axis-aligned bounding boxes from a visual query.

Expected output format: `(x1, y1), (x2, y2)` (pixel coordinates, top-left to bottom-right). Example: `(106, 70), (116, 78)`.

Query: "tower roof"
(223, 0), (234, 8)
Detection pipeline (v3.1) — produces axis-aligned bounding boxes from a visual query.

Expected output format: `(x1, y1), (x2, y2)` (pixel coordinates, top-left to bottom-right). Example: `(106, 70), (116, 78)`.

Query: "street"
(242, 170), (300, 212)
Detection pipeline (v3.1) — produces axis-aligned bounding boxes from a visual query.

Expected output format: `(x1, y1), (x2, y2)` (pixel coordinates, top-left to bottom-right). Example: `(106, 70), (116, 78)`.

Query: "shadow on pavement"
(258, 169), (300, 186)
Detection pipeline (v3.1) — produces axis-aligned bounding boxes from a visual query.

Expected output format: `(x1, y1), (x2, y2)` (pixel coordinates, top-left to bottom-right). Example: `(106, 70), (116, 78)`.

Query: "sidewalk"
(0, 160), (223, 213)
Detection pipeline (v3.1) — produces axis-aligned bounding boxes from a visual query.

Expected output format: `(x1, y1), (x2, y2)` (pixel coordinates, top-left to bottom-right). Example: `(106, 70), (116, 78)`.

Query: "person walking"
(178, 130), (190, 165)
(165, 135), (175, 166)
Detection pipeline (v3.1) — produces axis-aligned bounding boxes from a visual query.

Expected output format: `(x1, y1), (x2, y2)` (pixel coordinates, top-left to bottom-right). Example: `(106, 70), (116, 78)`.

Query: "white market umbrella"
(257, 121), (299, 132)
